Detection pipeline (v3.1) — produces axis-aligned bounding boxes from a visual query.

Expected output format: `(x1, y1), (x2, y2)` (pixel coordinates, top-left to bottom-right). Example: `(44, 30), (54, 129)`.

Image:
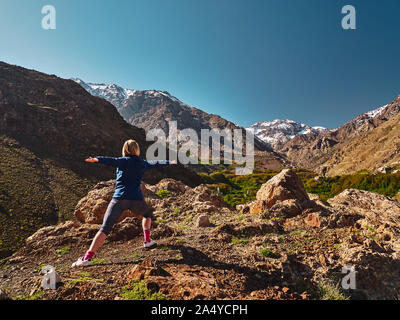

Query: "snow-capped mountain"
(247, 119), (327, 149)
(71, 78), (181, 109)
(247, 103), (392, 150)
(330, 104), (389, 133)
(72, 78), (270, 153)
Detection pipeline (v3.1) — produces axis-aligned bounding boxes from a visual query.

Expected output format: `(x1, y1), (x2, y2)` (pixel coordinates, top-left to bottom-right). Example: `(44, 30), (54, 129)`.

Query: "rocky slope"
(317, 113), (400, 176)
(0, 61), (201, 258)
(2, 170), (400, 300)
(278, 96), (400, 170)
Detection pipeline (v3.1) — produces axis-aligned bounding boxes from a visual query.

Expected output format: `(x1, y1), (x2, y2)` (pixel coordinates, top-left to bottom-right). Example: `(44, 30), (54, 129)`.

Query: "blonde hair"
(122, 139), (140, 157)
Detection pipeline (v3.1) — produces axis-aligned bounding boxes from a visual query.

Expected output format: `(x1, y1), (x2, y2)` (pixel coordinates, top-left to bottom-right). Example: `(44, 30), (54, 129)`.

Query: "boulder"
(304, 212), (322, 228)
(22, 218), (143, 255)
(333, 240), (400, 299)
(149, 178), (189, 195)
(150, 183), (232, 215)
(328, 189), (400, 228)
(196, 215), (211, 227)
(107, 217), (143, 242)
(74, 180), (155, 224)
(250, 169), (309, 216)
(256, 169), (309, 206)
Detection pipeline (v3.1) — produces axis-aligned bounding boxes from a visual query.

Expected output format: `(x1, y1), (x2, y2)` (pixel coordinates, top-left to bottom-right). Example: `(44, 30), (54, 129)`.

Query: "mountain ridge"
(72, 78), (287, 168)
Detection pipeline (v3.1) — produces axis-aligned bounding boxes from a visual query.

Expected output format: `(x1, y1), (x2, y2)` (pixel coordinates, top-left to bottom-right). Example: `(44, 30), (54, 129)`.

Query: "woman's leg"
(140, 201), (155, 245)
(86, 199), (123, 257)
(88, 231), (107, 253)
(142, 217), (152, 243)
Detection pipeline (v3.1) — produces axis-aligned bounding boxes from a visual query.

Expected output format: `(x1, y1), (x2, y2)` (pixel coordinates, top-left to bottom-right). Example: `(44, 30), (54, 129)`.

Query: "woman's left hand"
(85, 157), (99, 163)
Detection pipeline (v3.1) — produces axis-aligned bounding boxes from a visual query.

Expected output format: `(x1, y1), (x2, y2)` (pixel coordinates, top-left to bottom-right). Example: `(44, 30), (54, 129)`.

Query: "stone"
(256, 169), (309, 206)
(304, 212), (322, 228)
(197, 215), (211, 227)
(250, 169), (309, 216)
(0, 289), (9, 300)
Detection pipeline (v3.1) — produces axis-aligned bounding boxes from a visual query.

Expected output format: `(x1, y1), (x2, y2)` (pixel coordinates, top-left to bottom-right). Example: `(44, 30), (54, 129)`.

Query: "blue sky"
(1, 0), (399, 129)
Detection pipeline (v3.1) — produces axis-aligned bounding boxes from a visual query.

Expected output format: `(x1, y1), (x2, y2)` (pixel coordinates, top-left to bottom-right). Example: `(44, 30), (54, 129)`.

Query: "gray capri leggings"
(100, 198), (154, 235)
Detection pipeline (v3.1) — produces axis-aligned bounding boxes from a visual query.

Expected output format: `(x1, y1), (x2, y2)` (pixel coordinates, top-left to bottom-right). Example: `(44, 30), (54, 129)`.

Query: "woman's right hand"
(85, 157), (99, 163)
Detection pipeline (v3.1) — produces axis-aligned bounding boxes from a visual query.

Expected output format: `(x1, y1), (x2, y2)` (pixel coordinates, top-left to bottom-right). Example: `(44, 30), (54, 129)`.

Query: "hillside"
(0, 61), (201, 258)
(318, 113), (400, 176)
(2, 170), (400, 300)
(278, 95), (400, 169)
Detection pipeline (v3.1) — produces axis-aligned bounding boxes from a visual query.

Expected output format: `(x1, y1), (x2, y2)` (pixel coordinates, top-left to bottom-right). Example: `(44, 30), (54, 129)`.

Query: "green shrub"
(120, 280), (168, 300)
(316, 282), (349, 300)
(156, 218), (167, 224)
(259, 247), (277, 258)
(55, 246), (71, 255)
(16, 290), (44, 300)
(157, 189), (171, 199)
(231, 236), (248, 247)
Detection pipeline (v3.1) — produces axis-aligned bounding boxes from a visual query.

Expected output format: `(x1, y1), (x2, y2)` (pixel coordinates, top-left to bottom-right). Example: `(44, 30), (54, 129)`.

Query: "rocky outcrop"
(74, 178), (232, 225)
(74, 180), (156, 224)
(5, 169), (400, 300)
(256, 169), (309, 205)
(21, 218), (144, 256)
(328, 189), (400, 229)
(147, 180), (232, 216)
(249, 169), (310, 217)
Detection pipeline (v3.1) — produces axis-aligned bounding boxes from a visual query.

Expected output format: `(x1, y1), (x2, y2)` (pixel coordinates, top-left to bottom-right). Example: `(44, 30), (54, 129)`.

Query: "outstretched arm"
(86, 156), (127, 168)
(144, 159), (175, 170)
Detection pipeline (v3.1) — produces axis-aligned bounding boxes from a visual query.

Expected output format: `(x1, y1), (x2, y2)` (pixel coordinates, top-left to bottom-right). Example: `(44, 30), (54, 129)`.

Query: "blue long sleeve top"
(95, 155), (170, 200)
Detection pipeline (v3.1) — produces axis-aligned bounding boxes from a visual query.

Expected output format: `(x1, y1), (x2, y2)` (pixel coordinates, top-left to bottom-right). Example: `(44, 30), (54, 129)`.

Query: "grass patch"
(125, 253), (142, 260)
(67, 274), (104, 286)
(231, 236), (248, 247)
(171, 208), (181, 216)
(157, 189), (171, 199)
(91, 258), (106, 265)
(35, 263), (46, 272)
(156, 218), (167, 224)
(120, 280), (168, 300)
(235, 214), (247, 222)
(16, 290), (44, 300)
(55, 246), (71, 255)
(258, 247), (277, 258)
(290, 230), (308, 237)
(316, 282), (349, 300)
(176, 223), (189, 230)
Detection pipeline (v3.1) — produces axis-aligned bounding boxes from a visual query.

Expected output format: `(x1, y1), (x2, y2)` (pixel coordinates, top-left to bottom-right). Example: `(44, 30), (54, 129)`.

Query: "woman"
(72, 139), (171, 267)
